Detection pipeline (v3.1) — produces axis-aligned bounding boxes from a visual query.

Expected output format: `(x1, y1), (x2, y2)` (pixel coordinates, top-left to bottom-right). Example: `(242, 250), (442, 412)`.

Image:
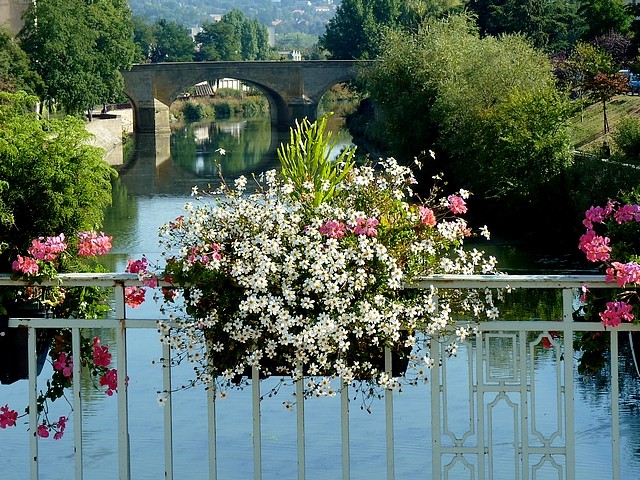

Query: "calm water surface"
(2, 117), (640, 479)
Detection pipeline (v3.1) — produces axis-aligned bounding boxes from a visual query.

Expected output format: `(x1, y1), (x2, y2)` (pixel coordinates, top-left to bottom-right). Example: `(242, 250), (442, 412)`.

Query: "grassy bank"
(569, 94), (640, 150)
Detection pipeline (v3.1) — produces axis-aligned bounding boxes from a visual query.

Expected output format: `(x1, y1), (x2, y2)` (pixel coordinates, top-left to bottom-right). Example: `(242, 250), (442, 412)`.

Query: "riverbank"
(84, 108), (133, 166)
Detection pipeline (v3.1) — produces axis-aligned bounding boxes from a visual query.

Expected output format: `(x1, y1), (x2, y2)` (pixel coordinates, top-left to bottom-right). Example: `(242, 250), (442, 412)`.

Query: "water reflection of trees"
(171, 118), (277, 179)
(499, 288), (563, 321)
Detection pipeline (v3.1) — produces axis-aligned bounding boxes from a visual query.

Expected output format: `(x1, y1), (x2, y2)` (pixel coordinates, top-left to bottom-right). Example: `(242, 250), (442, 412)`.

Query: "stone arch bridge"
(122, 60), (371, 133)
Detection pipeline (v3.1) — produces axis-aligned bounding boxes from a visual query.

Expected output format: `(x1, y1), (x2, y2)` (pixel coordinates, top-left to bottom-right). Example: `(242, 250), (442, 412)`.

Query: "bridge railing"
(1, 273), (635, 480)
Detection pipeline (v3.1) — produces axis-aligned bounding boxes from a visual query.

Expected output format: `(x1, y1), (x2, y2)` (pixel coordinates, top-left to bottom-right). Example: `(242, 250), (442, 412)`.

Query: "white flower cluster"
(157, 158), (500, 400)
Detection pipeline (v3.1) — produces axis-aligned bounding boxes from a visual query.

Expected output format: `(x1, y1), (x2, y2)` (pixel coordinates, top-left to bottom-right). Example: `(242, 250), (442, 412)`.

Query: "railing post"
(252, 366), (262, 480)
(430, 336), (441, 480)
(114, 283), (131, 480)
(207, 372), (217, 480)
(296, 363), (305, 480)
(341, 378), (350, 480)
(562, 289), (575, 480)
(72, 326), (83, 480)
(28, 327), (38, 480)
(611, 330), (620, 480)
(384, 346), (395, 480)
(162, 339), (173, 480)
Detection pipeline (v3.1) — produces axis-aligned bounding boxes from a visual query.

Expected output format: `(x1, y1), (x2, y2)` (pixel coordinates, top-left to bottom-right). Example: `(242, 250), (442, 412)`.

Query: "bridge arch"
(121, 60), (370, 134)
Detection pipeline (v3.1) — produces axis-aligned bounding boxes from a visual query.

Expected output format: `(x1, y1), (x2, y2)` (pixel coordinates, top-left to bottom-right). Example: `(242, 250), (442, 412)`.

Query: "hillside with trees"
(127, 0), (339, 38)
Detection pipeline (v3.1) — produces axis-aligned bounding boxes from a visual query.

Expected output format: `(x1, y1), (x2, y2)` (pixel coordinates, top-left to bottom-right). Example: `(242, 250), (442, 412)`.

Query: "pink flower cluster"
(77, 231), (112, 256)
(579, 202), (640, 328)
(447, 195), (468, 214)
(29, 233), (67, 261)
(124, 257), (158, 308)
(99, 369), (120, 396)
(606, 261), (640, 287)
(93, 337), (112, 367)
(419, 206), (437, 227)
(187, 244), (222, 264)
(53, 352), (73, 377)
(352, 217), (379, 237)
(0, 405), (17, 429)
(11, 231), (112, 275)
(578, 229), (611, 262)
(319, 220), (347, 239)
(318, 218), (379, 239)
(38, 416), (67, 440)
(599, 301), (634, 327)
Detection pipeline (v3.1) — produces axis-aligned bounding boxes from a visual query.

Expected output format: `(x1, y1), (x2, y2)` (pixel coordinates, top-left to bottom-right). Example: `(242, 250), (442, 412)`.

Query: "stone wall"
(0, 0), (32, 36)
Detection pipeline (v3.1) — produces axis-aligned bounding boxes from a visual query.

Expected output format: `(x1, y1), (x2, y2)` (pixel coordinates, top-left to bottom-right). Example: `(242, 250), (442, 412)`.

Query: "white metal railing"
(1, 273), (636, 480)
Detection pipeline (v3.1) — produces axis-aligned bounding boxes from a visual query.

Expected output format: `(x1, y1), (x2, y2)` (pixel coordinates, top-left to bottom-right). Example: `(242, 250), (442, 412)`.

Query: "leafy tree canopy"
(467, 0), (585, 52)
(0, 91), (115, 267)
(195, 10), (273, 61)
(18, 0), (136, 115)
(578, 0), (633, 40)
(150, 19), (195, 62)
(0, 27), (42, 95)
(362, 14), (573, 199)
(319, 0), (458, 59)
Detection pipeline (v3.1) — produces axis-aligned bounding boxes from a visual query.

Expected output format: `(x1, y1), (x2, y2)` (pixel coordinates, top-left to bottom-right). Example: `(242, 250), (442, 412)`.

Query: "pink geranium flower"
(92, 337), (112, 367)
(447, 195), (467, 214)
(352, 217), (379, 237)
(37, 423), (50, 438)
(0, 405), (18, 429)
(319, 220), (347, 239)
(28, 233), (67, 261)
(418, 206), (436, 227)
(12, 255), (39, 275)
(53, 352), (73, 378)
(599, 301), (634, 328)
(125, 286), (146, 308)
(578, 229), (611, 262)
(77, 231), (113, 256)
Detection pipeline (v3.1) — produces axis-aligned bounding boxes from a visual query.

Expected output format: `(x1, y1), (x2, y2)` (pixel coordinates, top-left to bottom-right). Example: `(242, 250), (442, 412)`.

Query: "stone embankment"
(84, 108), (133, 166)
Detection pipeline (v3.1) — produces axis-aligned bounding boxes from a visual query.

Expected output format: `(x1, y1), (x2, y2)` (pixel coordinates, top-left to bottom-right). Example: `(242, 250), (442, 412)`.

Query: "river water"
(2, 116), (640, 479)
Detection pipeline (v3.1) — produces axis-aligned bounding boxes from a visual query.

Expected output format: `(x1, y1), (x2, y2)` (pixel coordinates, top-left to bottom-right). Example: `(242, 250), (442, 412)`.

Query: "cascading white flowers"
(156, 157), (501, 400)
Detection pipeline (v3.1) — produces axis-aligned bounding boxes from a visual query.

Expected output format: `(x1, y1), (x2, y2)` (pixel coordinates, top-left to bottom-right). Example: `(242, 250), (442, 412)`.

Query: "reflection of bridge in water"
(121, 60), (371, 135)
(115, 121), (285, 196)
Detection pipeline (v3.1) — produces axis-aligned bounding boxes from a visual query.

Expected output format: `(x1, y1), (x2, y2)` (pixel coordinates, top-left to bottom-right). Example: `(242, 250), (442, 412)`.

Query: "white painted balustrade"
(1, 274), (636, 479)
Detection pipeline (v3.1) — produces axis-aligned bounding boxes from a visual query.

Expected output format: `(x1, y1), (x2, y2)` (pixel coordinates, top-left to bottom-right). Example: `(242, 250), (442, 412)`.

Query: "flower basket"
(0, 301), (52, 385)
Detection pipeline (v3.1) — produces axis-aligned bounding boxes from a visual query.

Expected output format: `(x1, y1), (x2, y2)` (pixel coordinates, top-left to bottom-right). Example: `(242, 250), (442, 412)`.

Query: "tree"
(587, 72), (629, 133)
(132, 15), (155, 62)
(150, 19), (194, 62)
(196, 21), (240, 61)
(18, 0), (136, 115)
(466, 0), (585, 52)
(0, 91), (115, 266)
(362, 14), (573, 199)
(578, 0), (633, 40)
(0, 27), (42, 94)
(195, 10), (272, 62)
(319, 0), (404, 59)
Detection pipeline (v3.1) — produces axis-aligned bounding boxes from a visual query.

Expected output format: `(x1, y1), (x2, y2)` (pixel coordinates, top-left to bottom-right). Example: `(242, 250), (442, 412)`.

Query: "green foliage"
(181, 101), (206, 122)
(362, 14), (573, 199)
(0, 26), (42, 95)
(467, 0), (585, 52)
(278, 115), (356, 208)
(612, 116), (640, 164)
(18, 0), (136, 115)
(150, 19), (195, 62)
(578, 0), (633, 40)
(0, 91), (116, 269)
(195, 10), (272, 61)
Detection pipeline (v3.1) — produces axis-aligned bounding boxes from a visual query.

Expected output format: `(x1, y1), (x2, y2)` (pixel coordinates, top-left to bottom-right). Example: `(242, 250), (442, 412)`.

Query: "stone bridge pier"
(121, 60), (370, 134)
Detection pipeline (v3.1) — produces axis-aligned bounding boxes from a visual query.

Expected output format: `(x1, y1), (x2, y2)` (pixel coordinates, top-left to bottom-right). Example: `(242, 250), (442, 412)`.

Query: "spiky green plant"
(277, 114), (356, 208)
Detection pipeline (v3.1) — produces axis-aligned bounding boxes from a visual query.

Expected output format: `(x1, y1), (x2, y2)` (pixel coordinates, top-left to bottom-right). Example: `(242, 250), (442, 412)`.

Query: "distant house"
(278, 50), (302, 61)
